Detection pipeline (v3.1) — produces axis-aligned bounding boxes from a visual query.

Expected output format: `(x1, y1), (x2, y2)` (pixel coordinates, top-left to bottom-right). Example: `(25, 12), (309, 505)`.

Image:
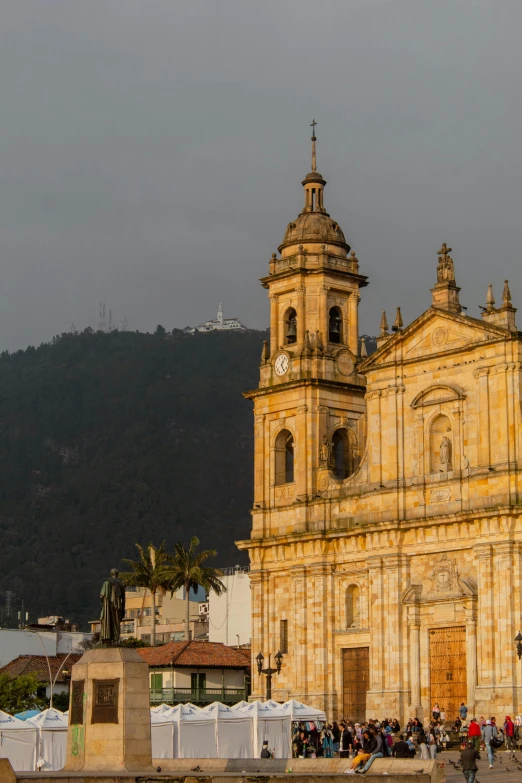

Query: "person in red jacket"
(504, 716), (515, 752)
(468, 719), (481, 751)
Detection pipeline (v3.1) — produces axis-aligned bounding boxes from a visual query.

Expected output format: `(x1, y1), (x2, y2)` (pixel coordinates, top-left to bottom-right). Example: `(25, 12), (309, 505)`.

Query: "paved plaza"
(441, 749), (522, 781)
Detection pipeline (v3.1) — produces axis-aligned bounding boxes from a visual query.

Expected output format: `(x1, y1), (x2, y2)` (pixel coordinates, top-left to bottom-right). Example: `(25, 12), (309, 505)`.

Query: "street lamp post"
(27, 629), (81, 710)
(256, 650), (283, 701)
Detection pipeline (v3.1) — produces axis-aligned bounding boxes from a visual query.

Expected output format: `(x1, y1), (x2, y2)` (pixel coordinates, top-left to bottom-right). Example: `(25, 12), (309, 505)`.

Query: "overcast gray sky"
(0, 0), (521, 351)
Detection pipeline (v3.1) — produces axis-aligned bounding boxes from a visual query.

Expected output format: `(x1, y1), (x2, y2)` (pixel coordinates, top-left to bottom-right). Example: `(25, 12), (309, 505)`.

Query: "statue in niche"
(439, 435), (452, 466)
(319, 435), (331, 464)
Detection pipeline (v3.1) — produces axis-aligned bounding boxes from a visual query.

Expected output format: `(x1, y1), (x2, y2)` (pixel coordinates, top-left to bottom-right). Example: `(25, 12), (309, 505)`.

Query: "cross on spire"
(310, 119), (317, 171)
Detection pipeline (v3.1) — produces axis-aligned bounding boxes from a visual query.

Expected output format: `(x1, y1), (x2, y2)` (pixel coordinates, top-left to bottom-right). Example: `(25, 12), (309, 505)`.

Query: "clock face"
(274, 353), (289, 377)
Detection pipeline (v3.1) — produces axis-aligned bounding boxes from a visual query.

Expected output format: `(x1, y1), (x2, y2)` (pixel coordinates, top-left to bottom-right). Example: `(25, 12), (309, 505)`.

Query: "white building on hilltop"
(185, 304), (247, 334)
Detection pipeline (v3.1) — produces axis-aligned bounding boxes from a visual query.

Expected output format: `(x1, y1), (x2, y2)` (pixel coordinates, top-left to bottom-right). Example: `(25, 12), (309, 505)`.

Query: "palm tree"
(166, 536), (226, 641)
(120, 542), (172, 647)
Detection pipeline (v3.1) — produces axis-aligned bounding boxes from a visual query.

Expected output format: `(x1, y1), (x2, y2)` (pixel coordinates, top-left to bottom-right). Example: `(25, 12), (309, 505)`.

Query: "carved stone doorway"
(429, 626), (466, 720)
(342, 647), (369, 722)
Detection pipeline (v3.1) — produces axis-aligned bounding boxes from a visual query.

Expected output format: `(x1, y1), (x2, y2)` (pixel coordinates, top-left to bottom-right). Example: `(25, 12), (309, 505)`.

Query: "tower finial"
(486, 284), (495, 312)
(502, 279), (512, 308)
(310, 119), (317, 171)
(380, 311), (389, 336)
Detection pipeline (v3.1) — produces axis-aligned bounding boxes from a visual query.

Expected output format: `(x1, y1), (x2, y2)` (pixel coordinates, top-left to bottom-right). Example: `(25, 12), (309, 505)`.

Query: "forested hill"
(0, 327), (268, 628)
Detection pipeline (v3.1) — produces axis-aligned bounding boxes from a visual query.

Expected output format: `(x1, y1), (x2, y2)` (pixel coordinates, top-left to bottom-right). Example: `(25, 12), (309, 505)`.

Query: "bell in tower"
(285, 309), (297, 344)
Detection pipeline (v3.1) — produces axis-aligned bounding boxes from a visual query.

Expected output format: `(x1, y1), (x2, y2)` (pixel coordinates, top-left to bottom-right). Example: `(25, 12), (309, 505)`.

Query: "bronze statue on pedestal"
(99, 568), (126, 645)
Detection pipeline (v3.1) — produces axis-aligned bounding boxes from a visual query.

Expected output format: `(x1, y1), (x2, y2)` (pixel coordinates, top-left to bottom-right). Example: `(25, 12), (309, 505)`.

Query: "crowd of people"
(291, 702), (522, 776)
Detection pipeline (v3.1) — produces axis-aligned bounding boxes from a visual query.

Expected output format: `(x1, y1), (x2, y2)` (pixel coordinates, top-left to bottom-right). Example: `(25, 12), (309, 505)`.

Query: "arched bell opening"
(328, 306), (343, 344)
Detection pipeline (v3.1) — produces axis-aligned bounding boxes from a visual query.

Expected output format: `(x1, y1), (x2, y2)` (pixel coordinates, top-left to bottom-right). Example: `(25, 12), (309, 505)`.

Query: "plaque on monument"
(92, 678), (119, 724)
(70, 680), (84, 725)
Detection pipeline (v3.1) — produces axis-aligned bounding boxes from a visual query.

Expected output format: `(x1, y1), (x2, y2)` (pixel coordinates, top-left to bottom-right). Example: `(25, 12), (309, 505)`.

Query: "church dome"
(280, 211), (349, 252)
(278, 124), (350, 254)
(303, 170), (326, 184)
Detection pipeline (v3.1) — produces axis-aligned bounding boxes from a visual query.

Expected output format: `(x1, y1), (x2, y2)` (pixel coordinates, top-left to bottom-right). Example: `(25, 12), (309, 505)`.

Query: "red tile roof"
(0, 654), (82, 683)
(138, 640), (251, 670)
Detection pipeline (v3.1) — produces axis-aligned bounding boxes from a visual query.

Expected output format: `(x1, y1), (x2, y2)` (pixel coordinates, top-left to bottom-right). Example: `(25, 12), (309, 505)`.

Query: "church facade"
(237, 131), (522, 723)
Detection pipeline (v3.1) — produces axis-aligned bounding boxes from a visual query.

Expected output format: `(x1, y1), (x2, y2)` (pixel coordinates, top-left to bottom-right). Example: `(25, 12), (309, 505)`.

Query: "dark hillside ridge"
(0, 328), (266, 628)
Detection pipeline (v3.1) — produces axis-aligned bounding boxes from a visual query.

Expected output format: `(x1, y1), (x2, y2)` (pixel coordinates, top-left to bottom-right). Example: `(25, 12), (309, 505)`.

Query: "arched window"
(346, 584), (361, 628)
(285, 308), (297, 345)
(430, 414), (453, 473)
(332, 428), (358, 479)
(328, 306), (342, 344)
(275, 429), (294, 485)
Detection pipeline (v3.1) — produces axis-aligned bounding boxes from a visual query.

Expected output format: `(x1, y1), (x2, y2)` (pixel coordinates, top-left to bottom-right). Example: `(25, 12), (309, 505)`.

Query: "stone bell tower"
(244, 121), (369, 558)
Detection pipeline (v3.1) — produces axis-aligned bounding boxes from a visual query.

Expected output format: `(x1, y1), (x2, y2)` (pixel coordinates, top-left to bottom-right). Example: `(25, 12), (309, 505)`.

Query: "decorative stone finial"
(380, 311), (389, 336)
(437, 243), (455, 283)
(432, 242), (461, 313)
(486, 284), (495, 312)
(261, 340), (270, 363)
(360, 338), (368, 358)
(502, 280), (512, 308)
(310, 119), (317, 171)
(392, 307), (403, 332)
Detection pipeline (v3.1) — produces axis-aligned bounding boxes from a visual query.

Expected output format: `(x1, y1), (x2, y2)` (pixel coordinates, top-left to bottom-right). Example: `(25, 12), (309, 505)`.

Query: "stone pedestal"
(64, 646), (152, 772)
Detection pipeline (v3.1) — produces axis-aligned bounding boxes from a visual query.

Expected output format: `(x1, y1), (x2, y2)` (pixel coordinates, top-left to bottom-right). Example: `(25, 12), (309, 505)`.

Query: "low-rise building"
(138, 640), (251, 706)
(89, 586), (208, 643)
(0, 628), (90, 668)
(0, 652), (82, 698)
(208, 566), (251, 647)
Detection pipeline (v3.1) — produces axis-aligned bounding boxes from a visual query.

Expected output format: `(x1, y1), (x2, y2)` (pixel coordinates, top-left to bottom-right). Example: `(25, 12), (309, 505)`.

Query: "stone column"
(366, 556), (384, 714)
(269, 294), (279, 356)
(297, 286), (306, 346)
(493, 540), (515, 687)
(319, 285), (329, 348)
(367, 390), (382, 485)
(475, 367), (491, 466)
(348, 292), (359, 355)
(407, 607), (422, 714)
(474, 544), (494, 687)
(465, 607), (477, 713)
(292, 566), (307, 700)
(249, 571), (265, 700)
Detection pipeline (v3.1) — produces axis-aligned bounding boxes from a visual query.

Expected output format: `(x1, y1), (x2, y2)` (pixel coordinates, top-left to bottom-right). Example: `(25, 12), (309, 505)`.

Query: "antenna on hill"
(121, 317), (128, 332)
(98, 302), (107, 332)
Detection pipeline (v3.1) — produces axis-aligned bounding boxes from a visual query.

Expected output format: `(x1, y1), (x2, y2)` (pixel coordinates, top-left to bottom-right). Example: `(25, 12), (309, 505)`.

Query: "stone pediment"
(411, 384), (466, 408)
(360, 308), (508, 371)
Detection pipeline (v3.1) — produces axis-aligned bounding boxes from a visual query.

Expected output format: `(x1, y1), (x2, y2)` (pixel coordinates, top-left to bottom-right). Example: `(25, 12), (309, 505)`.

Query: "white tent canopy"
(28, 708), (68, 772)
(151, 710), (176, 759)
(240, 701), (291, 758)
(203, 702), (253, 759)
(280, 699), (327, 722)
(171, 704), (218, 758)
(151, 703), (174, 714)
(0, 710), (37, 772)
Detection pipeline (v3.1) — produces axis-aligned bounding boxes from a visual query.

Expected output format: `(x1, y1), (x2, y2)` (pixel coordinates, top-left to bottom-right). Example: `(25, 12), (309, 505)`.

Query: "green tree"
(119, 636), (151, 648)
(0, 673), (46, 714)
(166, 536), (226, 641)
(120, 542), (172, 647)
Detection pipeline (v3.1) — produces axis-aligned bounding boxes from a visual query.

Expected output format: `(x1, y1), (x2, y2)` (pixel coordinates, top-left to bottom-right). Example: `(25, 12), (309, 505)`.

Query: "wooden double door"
(429, 626), (467, 721)
(342, 647), (369, 723)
